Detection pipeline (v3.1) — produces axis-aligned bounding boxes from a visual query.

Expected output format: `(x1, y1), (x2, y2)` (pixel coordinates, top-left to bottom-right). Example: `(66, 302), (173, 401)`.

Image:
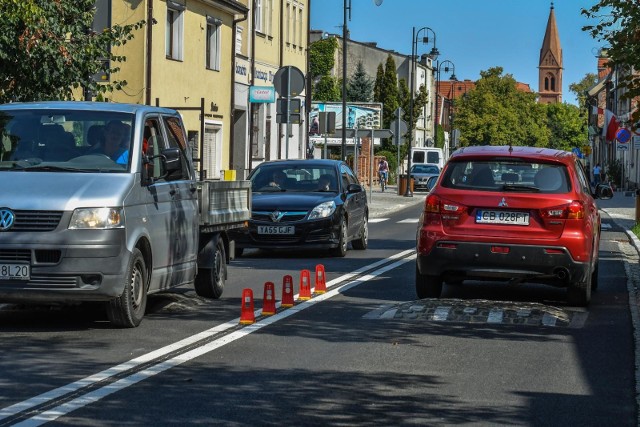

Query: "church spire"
(538, 3), (563, 103)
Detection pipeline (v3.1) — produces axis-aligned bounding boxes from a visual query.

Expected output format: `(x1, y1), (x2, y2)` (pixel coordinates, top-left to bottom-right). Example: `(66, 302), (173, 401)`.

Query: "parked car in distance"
(230, 159), (368, 257)
(415, 145), (614, 306)
(410, 164), (440, 191)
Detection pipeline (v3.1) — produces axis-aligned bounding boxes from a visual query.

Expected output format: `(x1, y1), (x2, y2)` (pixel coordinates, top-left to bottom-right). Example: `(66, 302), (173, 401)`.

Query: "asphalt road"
(0, 198), (637, 426)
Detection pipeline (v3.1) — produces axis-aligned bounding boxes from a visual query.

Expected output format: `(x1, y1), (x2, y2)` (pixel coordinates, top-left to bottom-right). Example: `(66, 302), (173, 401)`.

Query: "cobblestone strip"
(622, 230), (640, 427)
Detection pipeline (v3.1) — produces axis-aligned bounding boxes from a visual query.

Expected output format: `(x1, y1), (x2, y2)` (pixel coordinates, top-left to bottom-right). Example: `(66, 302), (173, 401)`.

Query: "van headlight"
(308, 201), (336, 220)
(69, 208), (124, 229)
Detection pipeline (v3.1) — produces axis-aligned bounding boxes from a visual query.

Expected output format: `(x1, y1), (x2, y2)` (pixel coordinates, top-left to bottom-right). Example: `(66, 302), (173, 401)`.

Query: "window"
(236, 26), (243, 55)
(298, 6), (303, 48)
(255, 0), (262, 33)
(164, 116), (191, 180)
(166, 2), (185, 60)
(285, 2), (291, 44)
(263, 0), (272, 36)
(142, 117), (164, 180)
(206, 16), (221, 71)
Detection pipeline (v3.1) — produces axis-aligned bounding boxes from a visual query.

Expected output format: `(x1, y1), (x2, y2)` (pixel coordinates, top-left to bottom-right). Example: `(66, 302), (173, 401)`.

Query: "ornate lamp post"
(405, 26), (438, 197)
(433, 60), (456, 150)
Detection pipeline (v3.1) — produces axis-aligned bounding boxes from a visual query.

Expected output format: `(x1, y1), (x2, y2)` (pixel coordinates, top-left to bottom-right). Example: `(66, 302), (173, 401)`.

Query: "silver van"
(0, 102), (249, 327)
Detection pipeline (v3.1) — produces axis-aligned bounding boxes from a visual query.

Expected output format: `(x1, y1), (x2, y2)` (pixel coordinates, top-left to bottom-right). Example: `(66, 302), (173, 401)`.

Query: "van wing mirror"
(160, 147), (183, 179)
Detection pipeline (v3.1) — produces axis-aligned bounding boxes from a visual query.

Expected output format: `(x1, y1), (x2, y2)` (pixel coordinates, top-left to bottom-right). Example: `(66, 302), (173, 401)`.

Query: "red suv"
(415, 146), (613, 306)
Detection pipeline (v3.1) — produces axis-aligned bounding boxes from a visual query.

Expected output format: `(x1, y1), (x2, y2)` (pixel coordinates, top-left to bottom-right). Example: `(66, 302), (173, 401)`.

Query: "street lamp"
(433, 60), (456, 150)
(341, 0), (384, 162)
(405, 26), (438, 197)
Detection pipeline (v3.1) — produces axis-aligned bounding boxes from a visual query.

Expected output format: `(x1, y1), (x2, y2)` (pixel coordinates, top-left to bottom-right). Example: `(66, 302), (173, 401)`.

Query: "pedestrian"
(593, 163), (602, 186)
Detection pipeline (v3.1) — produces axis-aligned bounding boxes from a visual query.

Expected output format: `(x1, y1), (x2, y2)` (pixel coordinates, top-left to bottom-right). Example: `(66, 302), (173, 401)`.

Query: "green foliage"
(0, 0), (145, 102)
(346, 61), (373, 102)
(373, 63), (384, 103)
(380, 55), (399, 131)
(454, 67), (549, 147)
(582, 1), (640, 123)
(569, 73), (598, 113)
(309, 37), (338, 81)
(313, 75), (341, 102)
(434, 124), (445, 149)
(544, 103), (587, 151)
(607, 158), (622, 186)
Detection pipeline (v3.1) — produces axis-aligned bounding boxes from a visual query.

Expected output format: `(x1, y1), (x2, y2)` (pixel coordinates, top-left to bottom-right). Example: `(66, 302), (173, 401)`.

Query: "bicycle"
(378, 171), (388, 192)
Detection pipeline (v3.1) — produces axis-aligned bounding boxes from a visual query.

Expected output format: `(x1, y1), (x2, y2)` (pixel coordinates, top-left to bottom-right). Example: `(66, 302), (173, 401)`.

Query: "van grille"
(11, 211), (63, 232)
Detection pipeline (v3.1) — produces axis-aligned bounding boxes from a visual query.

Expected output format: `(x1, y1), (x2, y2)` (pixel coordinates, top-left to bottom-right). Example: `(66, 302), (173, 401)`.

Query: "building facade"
(233, 0), (309, 178)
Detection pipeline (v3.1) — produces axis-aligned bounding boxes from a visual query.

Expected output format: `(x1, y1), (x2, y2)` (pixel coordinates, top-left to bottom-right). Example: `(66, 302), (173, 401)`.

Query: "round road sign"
(273, 66), (305, 97)
(617, 128), (631, 143)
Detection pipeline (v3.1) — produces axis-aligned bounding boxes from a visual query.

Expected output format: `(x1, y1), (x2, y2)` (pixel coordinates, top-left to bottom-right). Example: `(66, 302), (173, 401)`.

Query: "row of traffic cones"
(240, 264), (326, 325)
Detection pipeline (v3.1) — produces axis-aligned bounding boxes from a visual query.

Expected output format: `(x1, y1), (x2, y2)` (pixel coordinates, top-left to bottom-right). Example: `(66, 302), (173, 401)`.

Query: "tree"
(373, 63), (384, 103)
(379, 55), (399, 131)
(0, 0), (145, 102)
(313, 75), (341, 102)
(544, 103), (587, 151)
(454, 67), (549, 146)
(346, 61), (373, 102)
(582, 1), (640, 122)
(309, 37), (338, 81)
(569, 73), (598, 112)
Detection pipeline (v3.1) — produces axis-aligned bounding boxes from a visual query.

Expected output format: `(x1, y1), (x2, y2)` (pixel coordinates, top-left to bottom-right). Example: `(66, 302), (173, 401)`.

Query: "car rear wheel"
(415, 264), (442, 299)
(195, 236), (226, 299)
(567, 262), (592, 307)
(332, 217), (348, 257)
(352, 216), (368, 250)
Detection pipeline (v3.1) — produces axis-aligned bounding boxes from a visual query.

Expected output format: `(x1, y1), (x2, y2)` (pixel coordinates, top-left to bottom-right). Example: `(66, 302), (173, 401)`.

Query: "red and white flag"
(592, 106), (619, 142)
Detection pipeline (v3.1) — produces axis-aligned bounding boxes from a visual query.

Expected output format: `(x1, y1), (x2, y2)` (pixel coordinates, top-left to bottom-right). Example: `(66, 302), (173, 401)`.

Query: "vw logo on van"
(0, 208), (15, 231)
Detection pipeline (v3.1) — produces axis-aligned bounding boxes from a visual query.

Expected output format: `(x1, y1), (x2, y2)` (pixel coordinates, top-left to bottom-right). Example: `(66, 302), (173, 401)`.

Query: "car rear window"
(411, 165), (439, 174)
(440, 159), (571, 193)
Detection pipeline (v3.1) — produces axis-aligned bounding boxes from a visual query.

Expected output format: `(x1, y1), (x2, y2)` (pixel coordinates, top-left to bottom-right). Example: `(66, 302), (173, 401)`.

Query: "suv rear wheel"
(415, 264), (443, 299)
(567, 262), (593, 307)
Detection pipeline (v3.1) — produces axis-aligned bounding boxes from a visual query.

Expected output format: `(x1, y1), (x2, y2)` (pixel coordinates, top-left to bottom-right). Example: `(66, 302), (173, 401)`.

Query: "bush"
(606, 159), (622, 187)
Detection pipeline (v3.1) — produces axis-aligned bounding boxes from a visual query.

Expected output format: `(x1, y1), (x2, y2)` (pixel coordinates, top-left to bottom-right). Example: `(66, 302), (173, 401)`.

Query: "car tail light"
(539, 201), (584, 220)
(491, 246), (510, 254)
(424, 194), (466, 216)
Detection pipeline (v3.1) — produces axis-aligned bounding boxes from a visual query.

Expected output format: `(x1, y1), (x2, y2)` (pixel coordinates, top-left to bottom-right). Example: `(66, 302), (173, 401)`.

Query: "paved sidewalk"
(366, 185), (426, 218)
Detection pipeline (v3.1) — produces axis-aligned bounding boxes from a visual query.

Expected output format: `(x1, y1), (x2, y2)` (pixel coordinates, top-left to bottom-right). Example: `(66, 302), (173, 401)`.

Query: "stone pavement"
(366, 184), (427, 218)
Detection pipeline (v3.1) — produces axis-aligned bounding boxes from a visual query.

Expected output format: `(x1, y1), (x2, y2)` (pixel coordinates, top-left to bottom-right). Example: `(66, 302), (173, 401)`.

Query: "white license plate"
(258, 225), (295, 235)
(476, 210), (530, 226)
(0, 263), (30, 280)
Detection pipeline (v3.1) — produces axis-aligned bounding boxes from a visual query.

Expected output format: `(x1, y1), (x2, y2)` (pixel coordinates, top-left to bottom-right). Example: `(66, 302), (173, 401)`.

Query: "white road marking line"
(397, 218), (419, 224)
(487, 309), (504, 323)
(369, 218), (388, 223)
(432, 306), (451, 321)
(5, 250), (416, 426)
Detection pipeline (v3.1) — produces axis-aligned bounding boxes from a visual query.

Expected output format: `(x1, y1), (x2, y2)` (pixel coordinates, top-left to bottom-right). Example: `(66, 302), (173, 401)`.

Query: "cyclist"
(378, 157), (389, 191)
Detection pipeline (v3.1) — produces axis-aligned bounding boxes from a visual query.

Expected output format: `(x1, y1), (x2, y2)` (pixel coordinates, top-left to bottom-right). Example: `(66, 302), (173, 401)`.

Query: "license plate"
(0, 263), (30, 280)
(258, 225), (295, 235)
(476, 210), (530, 226)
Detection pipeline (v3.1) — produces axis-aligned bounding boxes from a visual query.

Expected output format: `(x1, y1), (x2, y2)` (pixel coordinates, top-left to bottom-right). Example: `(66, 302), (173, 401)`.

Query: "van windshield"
(0, 109), (135, 172)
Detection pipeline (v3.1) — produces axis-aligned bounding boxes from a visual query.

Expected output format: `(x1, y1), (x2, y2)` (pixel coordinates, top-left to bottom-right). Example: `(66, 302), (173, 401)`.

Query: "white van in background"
(411, 147), (445, 171)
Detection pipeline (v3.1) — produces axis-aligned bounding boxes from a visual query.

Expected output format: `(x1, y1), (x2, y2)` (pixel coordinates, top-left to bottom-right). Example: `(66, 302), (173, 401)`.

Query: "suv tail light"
(424, 194), (466, 221)
(540, 201), (584, 220)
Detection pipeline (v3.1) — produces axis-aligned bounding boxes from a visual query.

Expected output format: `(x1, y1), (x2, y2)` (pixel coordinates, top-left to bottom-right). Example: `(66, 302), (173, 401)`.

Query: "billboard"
(309, 102), (383, 146)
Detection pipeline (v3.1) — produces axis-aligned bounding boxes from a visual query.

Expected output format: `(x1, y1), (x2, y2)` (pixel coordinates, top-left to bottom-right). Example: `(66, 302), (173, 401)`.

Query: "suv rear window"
(441, 160), (571, 193)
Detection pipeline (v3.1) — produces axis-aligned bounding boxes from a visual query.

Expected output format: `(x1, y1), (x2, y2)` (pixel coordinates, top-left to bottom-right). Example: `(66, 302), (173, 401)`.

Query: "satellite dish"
(373, 0), (383, 5)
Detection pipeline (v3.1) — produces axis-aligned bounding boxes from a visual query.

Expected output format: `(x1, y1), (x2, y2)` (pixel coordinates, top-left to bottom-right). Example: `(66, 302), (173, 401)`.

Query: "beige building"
(89, 0), (309, 179)
(232, 0), (309, 177)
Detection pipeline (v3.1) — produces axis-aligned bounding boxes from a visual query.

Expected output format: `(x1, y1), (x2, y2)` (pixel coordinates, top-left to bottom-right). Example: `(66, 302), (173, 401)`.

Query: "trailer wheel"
(195, 235), (226, 299)
(106, 248), (147, 328)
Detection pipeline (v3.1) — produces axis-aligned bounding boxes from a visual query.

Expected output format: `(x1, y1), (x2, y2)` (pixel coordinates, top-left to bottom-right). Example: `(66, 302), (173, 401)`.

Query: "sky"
(310, 0), (604, 106)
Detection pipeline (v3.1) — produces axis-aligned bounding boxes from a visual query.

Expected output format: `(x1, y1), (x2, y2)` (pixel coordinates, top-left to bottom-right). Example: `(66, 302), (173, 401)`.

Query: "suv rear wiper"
(501, 184), (540, 192)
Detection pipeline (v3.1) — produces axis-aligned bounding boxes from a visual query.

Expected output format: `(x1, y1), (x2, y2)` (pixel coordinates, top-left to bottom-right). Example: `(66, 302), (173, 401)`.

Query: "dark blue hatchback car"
(231, 159), (368, 257)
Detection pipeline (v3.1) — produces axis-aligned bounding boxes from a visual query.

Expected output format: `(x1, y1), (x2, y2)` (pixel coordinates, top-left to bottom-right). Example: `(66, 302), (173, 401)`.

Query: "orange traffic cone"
(239, 288), (255, 324)
(299, 269), (311, 300)
(262, 282), (276, 315)
(282, 275), (294, 307)
(315, 264), (326, 294)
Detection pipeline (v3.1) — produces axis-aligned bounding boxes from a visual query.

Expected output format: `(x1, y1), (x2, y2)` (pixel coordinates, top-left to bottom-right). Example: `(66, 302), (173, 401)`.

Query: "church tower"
(538, 2), (563, 104)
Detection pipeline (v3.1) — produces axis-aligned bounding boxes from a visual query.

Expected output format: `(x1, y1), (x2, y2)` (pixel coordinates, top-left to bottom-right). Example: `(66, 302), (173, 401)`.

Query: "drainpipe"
(305, 0), (311, 159)
(277, 0), (284, 159)
(248, 0), (257, 173)
(145, 0), (154, 105)
(230, 9), (249, 174)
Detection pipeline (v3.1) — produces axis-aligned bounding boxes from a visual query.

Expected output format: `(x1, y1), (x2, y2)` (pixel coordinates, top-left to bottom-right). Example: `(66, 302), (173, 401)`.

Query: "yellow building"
(92, 0), (248, 179)
(232, 0), (309, 177)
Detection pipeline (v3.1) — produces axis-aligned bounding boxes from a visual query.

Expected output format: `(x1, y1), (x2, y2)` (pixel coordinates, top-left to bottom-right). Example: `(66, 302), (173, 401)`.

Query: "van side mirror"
(161, 148), (183, 180)
(347, 183), (363, 193)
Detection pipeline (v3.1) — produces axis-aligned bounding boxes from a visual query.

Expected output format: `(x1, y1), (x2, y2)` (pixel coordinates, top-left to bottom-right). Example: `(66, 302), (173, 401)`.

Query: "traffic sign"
(617, 128), (631, 143)
(617, 142), (629, 150)
(273, 66), (305, 97)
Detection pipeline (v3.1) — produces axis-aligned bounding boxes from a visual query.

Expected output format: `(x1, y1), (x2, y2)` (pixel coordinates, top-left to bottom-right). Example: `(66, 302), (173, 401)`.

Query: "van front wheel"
(106, 248), (148, 328)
